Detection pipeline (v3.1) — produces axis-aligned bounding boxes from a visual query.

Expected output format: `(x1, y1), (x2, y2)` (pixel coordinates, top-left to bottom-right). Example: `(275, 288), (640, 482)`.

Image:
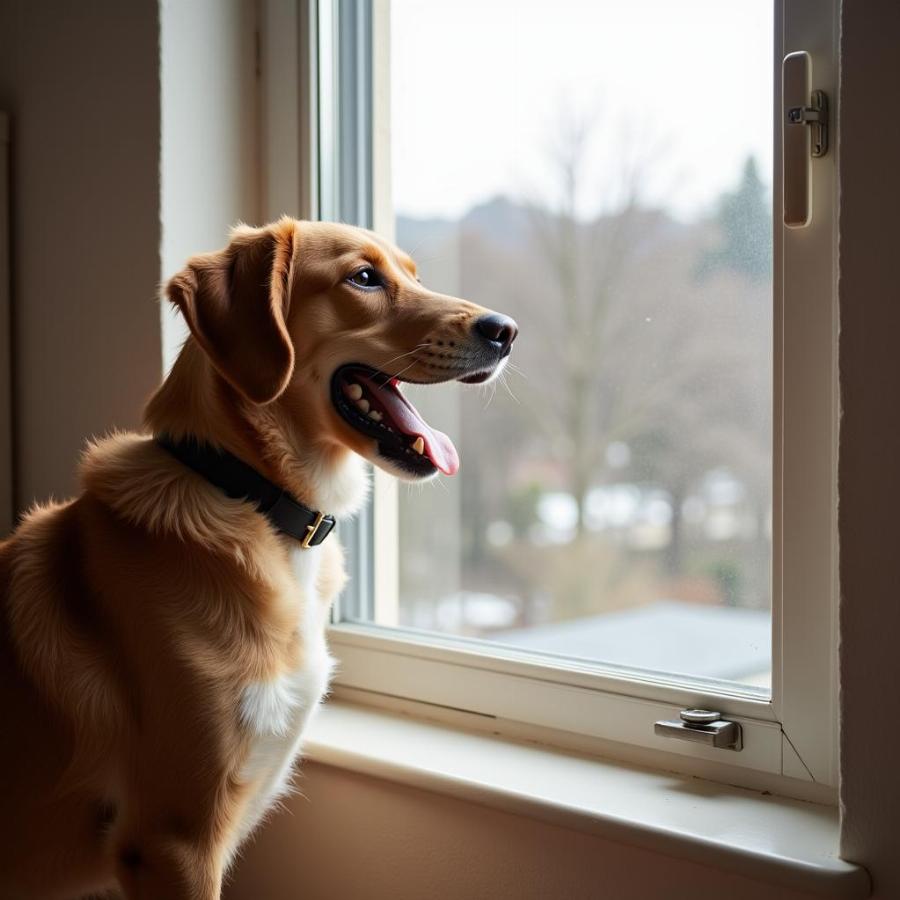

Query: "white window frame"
(259, 0), (839, 798)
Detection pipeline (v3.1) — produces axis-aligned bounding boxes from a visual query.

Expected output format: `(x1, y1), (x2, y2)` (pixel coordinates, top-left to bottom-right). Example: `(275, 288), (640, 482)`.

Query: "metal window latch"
(654, 709), (743, 751)
(786, 88), (829, 158)
(783, 51), (829, 228)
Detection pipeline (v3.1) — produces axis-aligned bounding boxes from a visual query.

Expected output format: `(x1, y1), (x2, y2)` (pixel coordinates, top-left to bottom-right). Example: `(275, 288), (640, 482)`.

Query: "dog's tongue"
(359, 375), (460, 475)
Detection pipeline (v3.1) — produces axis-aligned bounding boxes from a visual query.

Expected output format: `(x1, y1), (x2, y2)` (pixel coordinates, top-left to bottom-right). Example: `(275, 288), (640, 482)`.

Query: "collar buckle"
(300, 510), (328, 549)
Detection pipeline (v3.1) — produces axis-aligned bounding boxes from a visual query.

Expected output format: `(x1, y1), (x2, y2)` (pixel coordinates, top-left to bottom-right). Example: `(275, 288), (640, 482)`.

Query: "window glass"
(382, 0), (773, 690)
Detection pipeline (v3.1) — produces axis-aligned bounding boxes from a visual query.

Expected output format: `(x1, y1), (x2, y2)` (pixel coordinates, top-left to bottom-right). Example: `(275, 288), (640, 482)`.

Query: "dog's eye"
(347, 267), (383, 290)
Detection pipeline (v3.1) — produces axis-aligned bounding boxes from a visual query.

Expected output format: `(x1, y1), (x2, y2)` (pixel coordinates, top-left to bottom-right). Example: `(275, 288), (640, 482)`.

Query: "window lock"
(786, 88), (829, 158)
(654, 709), (743, 751)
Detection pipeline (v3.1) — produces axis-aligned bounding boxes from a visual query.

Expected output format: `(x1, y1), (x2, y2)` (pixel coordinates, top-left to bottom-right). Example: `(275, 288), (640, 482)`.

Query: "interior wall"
(0, 0), (261, 512)
(225, 762), (818, 900)
(160, 0), (260, 371)
(0, 0), (162, 510)
(837, 3), (900, 898)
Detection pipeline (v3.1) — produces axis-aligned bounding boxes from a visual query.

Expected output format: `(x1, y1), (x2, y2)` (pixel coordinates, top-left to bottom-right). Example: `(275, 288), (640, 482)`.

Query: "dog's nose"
(474, 313), (518, 353)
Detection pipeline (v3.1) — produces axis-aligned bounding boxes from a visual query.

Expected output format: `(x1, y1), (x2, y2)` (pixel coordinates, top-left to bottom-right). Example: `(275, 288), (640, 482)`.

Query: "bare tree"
(397, 122), (774, 618)
(519, 109), (672, 536)
(513, 115), (771, 588)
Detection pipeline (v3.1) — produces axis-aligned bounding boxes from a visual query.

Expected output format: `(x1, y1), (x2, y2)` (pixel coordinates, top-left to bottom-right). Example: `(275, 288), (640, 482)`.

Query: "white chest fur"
(235, 544), (335, 842)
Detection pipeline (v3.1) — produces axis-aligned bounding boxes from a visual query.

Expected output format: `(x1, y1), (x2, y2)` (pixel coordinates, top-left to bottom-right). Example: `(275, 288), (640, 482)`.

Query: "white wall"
(0, 0), (162, 509)
(837, 3), (900, 898)
(160, 0), (261, 371)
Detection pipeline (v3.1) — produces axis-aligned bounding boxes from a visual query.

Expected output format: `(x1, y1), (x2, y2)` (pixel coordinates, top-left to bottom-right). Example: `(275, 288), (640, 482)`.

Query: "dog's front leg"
(115, 833), (224, 900)
(111, 748), (242, 899)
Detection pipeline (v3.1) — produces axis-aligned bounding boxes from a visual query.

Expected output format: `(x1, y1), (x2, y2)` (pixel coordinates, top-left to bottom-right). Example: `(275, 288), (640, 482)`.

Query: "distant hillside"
(397, 195), (538, 255)
(397, 194), (685, 263)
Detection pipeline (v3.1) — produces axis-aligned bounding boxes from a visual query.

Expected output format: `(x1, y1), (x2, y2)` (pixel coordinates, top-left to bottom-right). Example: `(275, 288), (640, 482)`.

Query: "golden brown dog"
(0, 218), (517, 899)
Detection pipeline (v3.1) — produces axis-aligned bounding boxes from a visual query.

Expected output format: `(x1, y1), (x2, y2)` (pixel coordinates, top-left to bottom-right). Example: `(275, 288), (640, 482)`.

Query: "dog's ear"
(166, 221), (296, 405)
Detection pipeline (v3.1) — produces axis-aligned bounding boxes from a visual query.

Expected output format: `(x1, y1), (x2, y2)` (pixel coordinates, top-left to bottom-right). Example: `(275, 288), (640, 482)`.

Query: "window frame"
(266, 0), (839, 797)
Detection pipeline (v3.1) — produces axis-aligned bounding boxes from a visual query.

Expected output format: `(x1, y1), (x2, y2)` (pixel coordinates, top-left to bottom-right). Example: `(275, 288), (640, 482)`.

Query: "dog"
(0, 217), (518, 900)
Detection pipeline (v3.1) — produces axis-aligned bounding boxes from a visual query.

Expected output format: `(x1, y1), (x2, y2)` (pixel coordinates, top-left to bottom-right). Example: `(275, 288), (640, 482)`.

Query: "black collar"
(155, 435), (336, 548)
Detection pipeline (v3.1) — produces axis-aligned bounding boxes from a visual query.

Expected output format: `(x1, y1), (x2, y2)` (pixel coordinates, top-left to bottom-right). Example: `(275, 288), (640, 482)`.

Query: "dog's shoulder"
(80, 431), (280, 579)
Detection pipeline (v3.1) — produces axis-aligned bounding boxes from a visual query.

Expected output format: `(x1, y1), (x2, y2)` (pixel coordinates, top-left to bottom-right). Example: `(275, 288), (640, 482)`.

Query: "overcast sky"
(390, 0), (773, 222)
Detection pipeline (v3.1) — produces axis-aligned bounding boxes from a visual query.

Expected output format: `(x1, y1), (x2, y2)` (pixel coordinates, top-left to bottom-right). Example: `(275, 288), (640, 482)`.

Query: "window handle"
(783, 50), (829, 228)
(654, 709), (743, 751)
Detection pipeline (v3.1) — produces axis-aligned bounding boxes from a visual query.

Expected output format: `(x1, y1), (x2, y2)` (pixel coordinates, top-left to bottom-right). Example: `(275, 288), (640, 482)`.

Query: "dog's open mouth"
(331, 364), (461, 477)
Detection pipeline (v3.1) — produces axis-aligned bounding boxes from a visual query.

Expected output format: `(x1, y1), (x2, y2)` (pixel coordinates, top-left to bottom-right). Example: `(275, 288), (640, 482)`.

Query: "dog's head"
(164, 218), (517, 481)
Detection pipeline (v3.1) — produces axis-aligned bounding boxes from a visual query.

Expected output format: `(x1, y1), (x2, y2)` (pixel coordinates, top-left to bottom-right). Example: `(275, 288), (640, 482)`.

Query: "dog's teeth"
(356, 398), (370, 414)
(345, 383), (363, 400)
(368, 410), (382, 421)
(411, 436), (425, 454)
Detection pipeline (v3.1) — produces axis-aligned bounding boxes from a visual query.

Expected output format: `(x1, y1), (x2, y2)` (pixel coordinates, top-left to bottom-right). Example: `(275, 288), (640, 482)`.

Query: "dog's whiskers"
(478, 378), (498, 410)
(498, 369), (521, 405)
(382, 358), (421, 384)
(371, 348), (429, 386)
(377, 344), (428, 373)
(505, 361), (528, 381)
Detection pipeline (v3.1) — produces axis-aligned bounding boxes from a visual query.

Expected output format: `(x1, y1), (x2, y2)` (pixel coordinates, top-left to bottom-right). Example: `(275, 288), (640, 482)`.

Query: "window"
(270, 0), (838, 794)
(388, 0), (774, 692)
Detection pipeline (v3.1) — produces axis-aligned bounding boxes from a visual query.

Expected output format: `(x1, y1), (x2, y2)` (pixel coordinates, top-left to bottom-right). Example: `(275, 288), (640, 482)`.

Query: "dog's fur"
(0, 219), (509, 899)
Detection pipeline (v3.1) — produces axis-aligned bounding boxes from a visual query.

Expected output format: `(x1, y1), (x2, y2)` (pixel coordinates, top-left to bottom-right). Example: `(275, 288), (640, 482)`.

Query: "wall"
(0, 0), (260, 511)
(225, 761), (818, 900)
(0, 112), (11, 535)
(837, 2), (900, 898)
(0, 0), (162, 510)
(160, 0), (260, 371)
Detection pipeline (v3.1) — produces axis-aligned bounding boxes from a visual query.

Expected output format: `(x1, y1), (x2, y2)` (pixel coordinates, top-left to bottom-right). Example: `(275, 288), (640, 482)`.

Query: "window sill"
(304, 701), (869, 899)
